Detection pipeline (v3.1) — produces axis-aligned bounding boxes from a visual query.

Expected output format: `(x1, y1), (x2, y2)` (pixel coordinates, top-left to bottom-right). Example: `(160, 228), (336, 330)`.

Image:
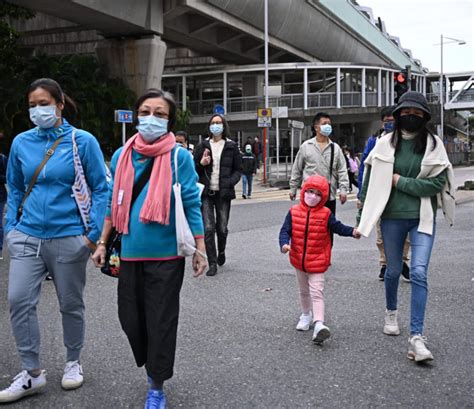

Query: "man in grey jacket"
(289, 112), (349, 218)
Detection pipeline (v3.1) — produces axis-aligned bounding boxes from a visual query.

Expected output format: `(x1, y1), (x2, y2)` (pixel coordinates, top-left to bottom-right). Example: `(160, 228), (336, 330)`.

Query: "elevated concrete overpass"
(11, 0), (425, 94)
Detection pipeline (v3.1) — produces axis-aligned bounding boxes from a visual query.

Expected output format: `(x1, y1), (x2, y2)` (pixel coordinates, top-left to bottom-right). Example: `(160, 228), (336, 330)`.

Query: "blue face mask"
(319, 124), (332, 137)
(137, 116), (168, 143)
(209, 123), (224, 136)
(383, 121), (395, 133)
(29, 105), (59, 129)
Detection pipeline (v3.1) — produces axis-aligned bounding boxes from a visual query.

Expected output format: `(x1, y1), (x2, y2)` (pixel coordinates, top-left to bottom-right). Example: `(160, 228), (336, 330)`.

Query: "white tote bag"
(174, 148), (198, 257)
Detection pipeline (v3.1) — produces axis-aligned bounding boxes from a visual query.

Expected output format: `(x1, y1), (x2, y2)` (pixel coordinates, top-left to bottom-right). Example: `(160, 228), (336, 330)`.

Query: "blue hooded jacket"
(6, 119), (108, 242)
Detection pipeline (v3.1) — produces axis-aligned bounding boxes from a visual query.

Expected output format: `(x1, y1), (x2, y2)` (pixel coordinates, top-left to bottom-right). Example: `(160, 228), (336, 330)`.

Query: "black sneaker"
(379, 265), (386, 281)
(242, 194), (247, 199)
(45, 274), (53, 281)
(217, 252), (226, 266)
(206, 264), (217, 277)
(401, 262), (410, 282)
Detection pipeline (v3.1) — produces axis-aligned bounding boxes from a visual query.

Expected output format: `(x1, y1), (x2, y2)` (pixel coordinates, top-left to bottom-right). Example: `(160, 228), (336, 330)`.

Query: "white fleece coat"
(358, 133), (455, 237)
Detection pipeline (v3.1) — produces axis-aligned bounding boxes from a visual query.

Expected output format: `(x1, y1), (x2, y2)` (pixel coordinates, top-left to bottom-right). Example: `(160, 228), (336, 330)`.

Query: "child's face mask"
(304, 191), (322, 207)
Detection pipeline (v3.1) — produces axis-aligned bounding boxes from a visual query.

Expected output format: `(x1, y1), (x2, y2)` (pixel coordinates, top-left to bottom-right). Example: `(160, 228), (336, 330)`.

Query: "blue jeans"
(242, 174), (253, 197)
(0, 200), (5, 251)
(381, 219), (435, 335)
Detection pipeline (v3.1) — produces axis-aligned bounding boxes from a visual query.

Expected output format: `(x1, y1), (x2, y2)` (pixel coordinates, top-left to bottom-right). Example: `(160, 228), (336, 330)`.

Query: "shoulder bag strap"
(174, 147), (180, 185)
(328, 142), (335, 185)
(131, 157), (154, 206)
(18, 137), (64, 218)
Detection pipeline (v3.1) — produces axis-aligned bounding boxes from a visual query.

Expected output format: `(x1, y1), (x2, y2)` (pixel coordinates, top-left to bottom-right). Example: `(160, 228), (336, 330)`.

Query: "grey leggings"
(6, 229), (90, 370)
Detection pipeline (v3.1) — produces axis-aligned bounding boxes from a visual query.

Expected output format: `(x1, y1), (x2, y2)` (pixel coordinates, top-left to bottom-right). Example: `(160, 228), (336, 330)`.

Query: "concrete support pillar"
(361, 68), (366, 107)
(303, 68), (308, 110)
(385, 71), (390, 106)
(377, 69), (382, 107)
(390, 73), (394, 105)
(182, 76), (187, 111)
(223, 72), (227, 114)
(336, 67), (341, 108)
(96, 35), (167, 95)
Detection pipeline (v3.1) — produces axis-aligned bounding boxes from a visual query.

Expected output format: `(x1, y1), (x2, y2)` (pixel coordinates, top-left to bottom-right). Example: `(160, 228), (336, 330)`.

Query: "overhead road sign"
(257, 108), (272, 128)
(115, 110), (133, 123)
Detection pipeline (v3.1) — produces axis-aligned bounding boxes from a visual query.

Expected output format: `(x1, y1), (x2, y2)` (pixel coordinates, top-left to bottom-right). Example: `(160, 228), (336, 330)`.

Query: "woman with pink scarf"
(92, 89), (207, 409)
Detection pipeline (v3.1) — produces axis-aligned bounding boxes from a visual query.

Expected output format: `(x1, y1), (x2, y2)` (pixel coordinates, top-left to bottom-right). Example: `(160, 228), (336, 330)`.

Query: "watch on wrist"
(96, 239), (107, 246)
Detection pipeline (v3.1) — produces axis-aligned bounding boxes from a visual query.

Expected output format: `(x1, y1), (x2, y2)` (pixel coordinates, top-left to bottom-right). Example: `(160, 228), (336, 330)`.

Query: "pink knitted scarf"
(112, 132), (176, 234)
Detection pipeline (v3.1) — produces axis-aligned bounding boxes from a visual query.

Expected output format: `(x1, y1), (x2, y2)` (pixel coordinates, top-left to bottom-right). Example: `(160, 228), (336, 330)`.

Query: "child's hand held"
(281, 244), (291, 253)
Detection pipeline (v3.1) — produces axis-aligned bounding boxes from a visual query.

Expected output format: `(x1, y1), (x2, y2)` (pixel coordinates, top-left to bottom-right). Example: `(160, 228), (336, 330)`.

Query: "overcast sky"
(359, 0), (474, 73)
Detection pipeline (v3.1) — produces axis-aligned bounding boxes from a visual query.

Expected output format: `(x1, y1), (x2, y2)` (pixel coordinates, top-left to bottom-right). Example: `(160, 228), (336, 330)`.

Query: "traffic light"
(394, 70), (409, 103)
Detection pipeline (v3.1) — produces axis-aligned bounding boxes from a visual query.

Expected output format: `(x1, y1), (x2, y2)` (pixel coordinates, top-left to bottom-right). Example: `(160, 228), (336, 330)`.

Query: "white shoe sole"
(61, 379), (83, 390)
(383, 326), (400, 336)
(0, 383), (46, 403)
(407, 351), (434, 362)
(296, 324), (311, 331)
(312, 328), (330, 344)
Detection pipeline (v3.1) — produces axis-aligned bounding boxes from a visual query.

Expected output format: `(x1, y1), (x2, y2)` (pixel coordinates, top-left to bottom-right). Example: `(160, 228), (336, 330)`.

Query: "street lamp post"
(263, 0), (268, 183)
(437, 35), (466, 138)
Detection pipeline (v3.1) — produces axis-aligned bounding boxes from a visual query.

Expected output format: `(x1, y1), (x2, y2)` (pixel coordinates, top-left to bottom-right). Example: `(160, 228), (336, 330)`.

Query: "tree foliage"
(175, 107), (192, 133)
(1, 54), (136, 157)
(0, 2), (136, 157)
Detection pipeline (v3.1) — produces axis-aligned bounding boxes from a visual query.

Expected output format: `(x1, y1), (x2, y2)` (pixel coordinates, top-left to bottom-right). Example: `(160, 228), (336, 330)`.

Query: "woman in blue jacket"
(0, 78), (108, 403)
(92, 89), (207, 409)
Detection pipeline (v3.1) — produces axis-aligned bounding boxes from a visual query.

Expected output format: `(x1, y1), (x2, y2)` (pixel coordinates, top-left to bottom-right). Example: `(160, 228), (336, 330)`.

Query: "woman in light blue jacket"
(0, 78), (108, 404)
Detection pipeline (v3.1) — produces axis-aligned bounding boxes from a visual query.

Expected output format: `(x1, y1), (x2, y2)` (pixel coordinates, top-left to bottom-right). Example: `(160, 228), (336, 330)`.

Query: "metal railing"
(307, 92), (335, 108)
(265, 156), (293, 180)
(187, 91), (387, 115)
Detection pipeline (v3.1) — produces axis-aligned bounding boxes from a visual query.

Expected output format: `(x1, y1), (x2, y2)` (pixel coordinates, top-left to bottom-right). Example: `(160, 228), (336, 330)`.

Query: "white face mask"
(29, 105), (59, 129)
(319, 124), (332, 137)
(209, 123), (224, 136)
(136, 115), (169, 143)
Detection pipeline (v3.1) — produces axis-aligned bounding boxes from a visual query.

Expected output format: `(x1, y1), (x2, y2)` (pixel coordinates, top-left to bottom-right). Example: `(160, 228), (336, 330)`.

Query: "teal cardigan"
(106, 145), (204, 260)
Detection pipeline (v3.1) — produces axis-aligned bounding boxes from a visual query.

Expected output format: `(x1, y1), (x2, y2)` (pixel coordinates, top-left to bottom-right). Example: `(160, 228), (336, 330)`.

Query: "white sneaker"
(383, 309), (400, 335)
(296, 312), (313, 331)
(312, 322), (331, 344)
(408, 335), (434, 362)
(0, 370), (46, 403)
(61, 361), (84, 390)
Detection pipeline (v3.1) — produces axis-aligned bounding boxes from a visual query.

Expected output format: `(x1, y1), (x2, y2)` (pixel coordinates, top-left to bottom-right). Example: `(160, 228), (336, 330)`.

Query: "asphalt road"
(0, 199), (473, 408)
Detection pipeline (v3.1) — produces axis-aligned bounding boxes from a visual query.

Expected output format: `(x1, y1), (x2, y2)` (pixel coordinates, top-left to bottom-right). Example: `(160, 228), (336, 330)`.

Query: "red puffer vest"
(290, 175), (332, 273)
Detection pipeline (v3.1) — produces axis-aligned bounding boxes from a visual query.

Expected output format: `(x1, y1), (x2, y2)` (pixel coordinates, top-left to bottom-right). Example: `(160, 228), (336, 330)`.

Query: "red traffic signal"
(396, 72), (407, 83)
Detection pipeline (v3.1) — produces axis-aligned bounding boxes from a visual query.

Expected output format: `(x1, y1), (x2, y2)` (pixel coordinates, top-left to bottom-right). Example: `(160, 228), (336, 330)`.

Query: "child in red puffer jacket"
(279, 175), (360, 344)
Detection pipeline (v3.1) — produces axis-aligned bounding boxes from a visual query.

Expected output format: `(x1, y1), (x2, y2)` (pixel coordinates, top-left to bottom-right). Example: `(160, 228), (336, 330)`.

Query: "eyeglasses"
(138, 111), (169, 119)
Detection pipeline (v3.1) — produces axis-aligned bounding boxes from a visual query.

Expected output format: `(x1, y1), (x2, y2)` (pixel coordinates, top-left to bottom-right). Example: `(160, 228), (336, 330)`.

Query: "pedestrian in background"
(289, 112), (349, 245)
(253, 136), (262, 168)
(0, 78), (108, 403)
(0, 149), (7, 260)
(343, 146), (359, 193)
(92, 89), (207, 409)
(357, 106), (410, 282)
(241, 144), (257, 199)
(194, 114), (242, 276)
(357, 91), (455, 363)
(279, 175), (360, 345)
(175, 130), (189, 149)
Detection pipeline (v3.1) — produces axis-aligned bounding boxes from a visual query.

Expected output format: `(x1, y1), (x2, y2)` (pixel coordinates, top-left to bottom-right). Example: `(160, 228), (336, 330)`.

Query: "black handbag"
(101, 159), (154, 278)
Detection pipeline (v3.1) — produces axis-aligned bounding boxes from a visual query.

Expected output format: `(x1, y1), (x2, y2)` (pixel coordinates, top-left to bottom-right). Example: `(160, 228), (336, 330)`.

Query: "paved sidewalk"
(235, 167), (474, 205)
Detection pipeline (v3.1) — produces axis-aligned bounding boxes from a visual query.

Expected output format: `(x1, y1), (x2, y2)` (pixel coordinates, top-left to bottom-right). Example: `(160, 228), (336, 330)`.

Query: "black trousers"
(325, 199), (336, 246)
(201, 192), (231, 265)
(118, 259), (185, 383)
(348, 171), (358, 191)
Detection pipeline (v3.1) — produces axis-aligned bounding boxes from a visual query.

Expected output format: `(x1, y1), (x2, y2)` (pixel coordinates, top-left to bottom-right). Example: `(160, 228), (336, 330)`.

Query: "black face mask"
(399, 114), (425, 132)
